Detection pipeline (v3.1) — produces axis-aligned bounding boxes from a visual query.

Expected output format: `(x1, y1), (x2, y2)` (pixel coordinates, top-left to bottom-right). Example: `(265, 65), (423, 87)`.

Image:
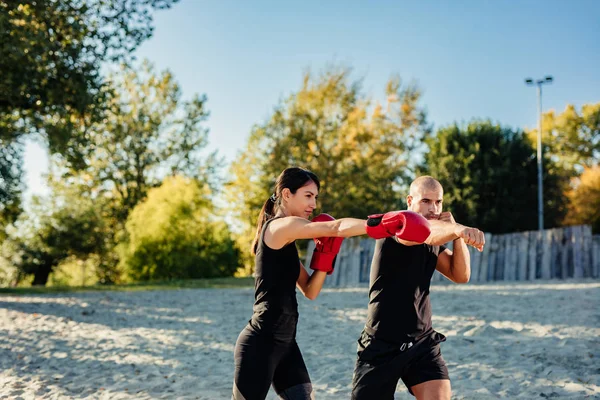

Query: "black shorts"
(351, 330), (449, 399)
(233, 322), (313, 400)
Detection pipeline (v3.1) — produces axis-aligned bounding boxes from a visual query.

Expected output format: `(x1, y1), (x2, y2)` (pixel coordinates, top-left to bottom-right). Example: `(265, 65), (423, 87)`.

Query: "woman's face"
(284, 181), (319, 219)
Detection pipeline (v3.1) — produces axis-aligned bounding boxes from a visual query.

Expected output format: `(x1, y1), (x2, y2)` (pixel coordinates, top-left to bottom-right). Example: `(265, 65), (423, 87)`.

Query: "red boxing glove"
(309, 214), (344, 275)
(365, 210), (431, 242)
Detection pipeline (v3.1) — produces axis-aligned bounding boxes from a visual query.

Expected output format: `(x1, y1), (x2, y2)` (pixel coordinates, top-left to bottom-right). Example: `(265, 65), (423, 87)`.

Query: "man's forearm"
(425, 219), (459, 246)
(450, 238), (471, 283)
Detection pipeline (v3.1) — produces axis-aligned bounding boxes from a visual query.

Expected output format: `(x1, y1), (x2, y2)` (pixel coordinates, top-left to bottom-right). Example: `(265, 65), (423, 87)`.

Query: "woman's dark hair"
(251, 167), (320, 255)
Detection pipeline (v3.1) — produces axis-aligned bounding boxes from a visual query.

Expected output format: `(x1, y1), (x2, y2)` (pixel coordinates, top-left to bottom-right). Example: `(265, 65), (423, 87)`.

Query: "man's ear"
(406, 195), (413, 208)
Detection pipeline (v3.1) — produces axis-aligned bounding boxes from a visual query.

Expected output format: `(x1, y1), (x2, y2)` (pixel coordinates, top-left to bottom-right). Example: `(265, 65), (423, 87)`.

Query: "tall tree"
(39, 62), (220, 282)
(0, 0), (178, 230)
(1, 0), (179, 146)
(227, 67), (430, 268)
(526, 103), (600, 175)
(1, 190), (107, 286)
(55, 60), (220, 224)
(422, 121), (568, 233)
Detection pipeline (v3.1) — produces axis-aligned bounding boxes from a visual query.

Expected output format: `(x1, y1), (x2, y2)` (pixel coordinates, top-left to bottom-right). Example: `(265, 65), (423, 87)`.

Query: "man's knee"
(410, 379), (451, 400)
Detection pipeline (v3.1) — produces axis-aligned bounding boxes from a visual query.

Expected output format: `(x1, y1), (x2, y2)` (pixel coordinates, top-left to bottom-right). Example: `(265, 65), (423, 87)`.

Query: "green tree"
(227, 67), (430, 269)
(1, 0), (179, 146)
(0, 0), (178, 235)
(54, 60), (220, 225)
(120, 176), (241, 281)
(44, 175), (120, 284)
(422, 121), (568, 233)
(44, 61), (219, 282)
(526, 103), (600, 175)
(1, 191), (107, 286)
(0, 138), (23, 239)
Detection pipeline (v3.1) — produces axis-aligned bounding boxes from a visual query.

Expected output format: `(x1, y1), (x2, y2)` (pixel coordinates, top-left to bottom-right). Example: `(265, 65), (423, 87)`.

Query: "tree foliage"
(55, 60), (220, 225)
(228, 67), (430, 268)
(1, 0), (179, 146)
(0, 0), (178, 232)
(564, 165), (600, 233)
(120, 176), (241, 281)
(526, 103), (600, 175)
(1, 189), (108, 286)
(0, 138), (23, 238)
(422, 121), (568, 233)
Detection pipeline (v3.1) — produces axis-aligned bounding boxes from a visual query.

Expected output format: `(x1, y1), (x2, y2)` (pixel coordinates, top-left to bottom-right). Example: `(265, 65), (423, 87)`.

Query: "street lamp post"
(525, 76), (553, 232)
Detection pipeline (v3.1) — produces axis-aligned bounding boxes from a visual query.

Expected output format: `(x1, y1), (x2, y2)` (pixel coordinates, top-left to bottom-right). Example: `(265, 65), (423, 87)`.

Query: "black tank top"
(365, 237), (445, 344)
(250, 217), (300, 334)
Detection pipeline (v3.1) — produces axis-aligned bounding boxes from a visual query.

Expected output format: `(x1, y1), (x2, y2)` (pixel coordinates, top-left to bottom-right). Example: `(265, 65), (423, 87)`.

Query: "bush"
(120, 176), (242, 281)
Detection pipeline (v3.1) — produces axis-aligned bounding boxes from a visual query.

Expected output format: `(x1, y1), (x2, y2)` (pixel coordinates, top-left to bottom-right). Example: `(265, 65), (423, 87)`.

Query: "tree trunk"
(32, 264), (52, 286)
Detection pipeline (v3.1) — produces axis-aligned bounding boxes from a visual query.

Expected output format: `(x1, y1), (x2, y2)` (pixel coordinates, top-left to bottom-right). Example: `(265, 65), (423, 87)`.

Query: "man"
(351, 176), (485, 400)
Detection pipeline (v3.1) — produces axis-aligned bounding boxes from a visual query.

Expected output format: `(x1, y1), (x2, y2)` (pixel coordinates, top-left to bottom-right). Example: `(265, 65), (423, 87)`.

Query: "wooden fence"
(304, 225), (600, 287)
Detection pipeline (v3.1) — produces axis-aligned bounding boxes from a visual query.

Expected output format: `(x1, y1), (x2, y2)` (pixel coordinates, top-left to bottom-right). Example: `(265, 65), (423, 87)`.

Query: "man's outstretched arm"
(398, 216), (484, 250)
(425, 218), (485, 252)
(432, 212), (484, 283)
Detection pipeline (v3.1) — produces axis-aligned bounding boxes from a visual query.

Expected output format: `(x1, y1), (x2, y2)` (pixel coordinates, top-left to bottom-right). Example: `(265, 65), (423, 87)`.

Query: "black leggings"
(233, 325), (313, 400)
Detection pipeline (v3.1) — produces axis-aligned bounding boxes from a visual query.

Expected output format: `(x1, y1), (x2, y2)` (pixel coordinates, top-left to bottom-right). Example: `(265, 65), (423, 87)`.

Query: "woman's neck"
(274, 205), (291, 218)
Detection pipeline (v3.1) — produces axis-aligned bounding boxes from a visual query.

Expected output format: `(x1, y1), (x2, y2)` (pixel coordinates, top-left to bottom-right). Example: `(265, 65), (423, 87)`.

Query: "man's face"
(407, 187), (443, 220)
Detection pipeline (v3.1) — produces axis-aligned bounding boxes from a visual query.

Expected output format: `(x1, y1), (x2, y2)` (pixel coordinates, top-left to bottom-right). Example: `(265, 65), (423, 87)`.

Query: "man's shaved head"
(409, 176), (443, 197)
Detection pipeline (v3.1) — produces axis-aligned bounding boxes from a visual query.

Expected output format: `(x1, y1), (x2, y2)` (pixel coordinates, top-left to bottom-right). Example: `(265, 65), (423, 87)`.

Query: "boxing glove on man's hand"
(309, 214), (344, 275)
(365, 211), (431, 243)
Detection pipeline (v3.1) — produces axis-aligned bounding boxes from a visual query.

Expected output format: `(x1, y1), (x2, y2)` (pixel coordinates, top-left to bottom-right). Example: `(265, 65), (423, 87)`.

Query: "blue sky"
(23, 0), (600, 197)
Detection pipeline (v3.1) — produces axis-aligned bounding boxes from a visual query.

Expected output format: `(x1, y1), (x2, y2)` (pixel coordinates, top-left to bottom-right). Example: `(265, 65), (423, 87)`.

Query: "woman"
(232, 167), (430, 400)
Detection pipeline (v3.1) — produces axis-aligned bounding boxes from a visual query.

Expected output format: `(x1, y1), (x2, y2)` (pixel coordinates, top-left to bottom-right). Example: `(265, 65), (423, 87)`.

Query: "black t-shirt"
(365, 237), (445, 344)
(250, 217), (300, 333)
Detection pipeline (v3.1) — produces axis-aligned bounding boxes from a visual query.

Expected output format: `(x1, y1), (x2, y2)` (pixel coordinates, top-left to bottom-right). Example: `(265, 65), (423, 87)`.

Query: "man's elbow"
(305, 291), (319, 300)
(454, 272), (470, 284)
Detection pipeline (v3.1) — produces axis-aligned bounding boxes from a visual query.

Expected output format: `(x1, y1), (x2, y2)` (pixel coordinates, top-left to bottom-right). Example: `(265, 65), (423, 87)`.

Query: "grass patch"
(0, 276), (254, 295)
